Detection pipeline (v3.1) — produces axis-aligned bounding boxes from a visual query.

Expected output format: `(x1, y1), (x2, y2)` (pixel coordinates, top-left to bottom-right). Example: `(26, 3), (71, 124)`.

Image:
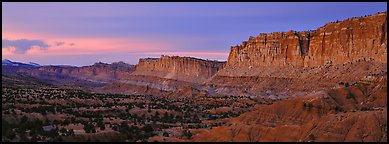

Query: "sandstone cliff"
(2, 62), (136, 89)
(188, 12), (387, 142)
(206, 11), (388, 99)
(37, 61), (135, 82)
(226, 12), (387, 68)
(131, 55), (225, 83)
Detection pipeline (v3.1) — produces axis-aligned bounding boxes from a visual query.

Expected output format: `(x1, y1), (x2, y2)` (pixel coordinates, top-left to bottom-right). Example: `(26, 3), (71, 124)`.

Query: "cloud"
(2, 47), (16, 55)
(2, 39), (50, 54)
(55, 41), (65, 46)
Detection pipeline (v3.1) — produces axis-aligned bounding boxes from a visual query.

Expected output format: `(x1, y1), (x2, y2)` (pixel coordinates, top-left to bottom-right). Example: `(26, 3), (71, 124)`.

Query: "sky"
(2, 2), (387, 66)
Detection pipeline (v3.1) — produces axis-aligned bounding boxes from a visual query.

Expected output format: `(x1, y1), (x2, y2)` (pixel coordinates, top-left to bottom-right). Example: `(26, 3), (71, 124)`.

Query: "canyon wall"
(207, 11), (388, 98)
(226, 12), (387, 68)
(36, 61), (135, 82)
(131, 55), (225, 83)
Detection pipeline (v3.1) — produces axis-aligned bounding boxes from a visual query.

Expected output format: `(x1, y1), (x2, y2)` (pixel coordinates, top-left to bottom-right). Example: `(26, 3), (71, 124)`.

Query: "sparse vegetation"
(308, 134), (316, 141)
(339, 82), (350, 87)
(360, 106), (373, 111)
(182, 129), (192, 139)
(332, 106), (344, 112)
(316, 105), (323, 117)
(83, 122), (96, 133)
(368, 73), (385, 76)
(307, 102), (313, 111)
(346, 93), (356, 99)
(2, 86), (255, 142)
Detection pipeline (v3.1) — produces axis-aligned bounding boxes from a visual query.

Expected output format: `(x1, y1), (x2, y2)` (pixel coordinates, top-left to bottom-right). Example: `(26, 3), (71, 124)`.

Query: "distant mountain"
(28, 62), (41, 67)
(2, 59), (14, 65)
(2, 60), (136, 89)
(2, 59), (40, 67)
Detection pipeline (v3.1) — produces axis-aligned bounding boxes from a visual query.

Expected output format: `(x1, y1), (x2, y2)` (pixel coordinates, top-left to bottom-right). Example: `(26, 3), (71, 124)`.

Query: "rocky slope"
(193, 109), (387, 142)
(192, 73), (387, 142)
(131, 55), (225, 84)
(206, 60), (387, 98)
(95, 75), (202, 96)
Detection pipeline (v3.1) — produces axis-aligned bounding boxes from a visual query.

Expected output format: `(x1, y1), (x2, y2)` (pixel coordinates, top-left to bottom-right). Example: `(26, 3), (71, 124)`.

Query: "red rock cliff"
(131, 55), (225, 83)
(227, 12), (387, 68)
(37, 61), (135, 81)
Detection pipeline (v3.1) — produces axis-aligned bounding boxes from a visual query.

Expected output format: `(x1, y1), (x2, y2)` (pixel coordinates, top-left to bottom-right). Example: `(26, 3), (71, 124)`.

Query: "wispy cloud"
(55, 41), (65, 46)
(2, 39), (49, 54)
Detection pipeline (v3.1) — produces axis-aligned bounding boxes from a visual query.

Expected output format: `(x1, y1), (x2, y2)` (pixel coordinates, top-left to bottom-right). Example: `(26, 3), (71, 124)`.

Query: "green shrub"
(339, 82), (350, 87)
(308, 134), (316, 141)
(182, 129), (192, 139)
(346, 93), (356, 99)
(308, 102), (313, 111)
(360, 106), (372, 111)
(334, 106), (344, 112)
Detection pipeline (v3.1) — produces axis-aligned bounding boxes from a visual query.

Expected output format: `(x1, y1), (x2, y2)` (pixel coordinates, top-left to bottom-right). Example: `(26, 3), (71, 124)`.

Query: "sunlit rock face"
(206, 12), (387, 99)
(37, 61), (136, 82)
(226, 12), (387, 69)
(132, 55), (225, 83)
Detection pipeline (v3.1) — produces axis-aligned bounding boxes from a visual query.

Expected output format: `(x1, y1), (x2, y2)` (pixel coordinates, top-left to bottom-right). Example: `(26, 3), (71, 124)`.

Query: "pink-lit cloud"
(2, 39), (49, 54)
(2, 30), (172, 56)
(25, 45), (47, 55)
(2, 46), (16, 55)
(40, 37), (167, 55)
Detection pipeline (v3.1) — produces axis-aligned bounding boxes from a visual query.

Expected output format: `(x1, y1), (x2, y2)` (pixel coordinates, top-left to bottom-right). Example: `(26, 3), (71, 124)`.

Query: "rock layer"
(131, 55), (225, 83)
(37, 61), (135, 82)
(2, 62), (136, 88)
(226, 12), (387, 68)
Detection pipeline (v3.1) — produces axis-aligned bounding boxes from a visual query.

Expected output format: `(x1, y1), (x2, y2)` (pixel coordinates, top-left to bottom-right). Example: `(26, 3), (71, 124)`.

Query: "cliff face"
(227, 12), (387, 68)
(131, 55), (225, 83)
(36, 61), (135, 82)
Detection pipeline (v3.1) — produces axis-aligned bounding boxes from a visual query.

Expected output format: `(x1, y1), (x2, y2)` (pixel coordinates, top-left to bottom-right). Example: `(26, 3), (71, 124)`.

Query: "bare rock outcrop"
(131, 55), (225, 83)
(192, 77), (387, 142)
(226, 12), (387, 69)
(207, 12), (388, 98)
(37, 61), (135, 82)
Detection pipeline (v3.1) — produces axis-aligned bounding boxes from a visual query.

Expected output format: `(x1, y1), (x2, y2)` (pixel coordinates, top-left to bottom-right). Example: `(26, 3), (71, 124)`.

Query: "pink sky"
(2, 2), (385, 66)
(2, 30), (229, 65)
